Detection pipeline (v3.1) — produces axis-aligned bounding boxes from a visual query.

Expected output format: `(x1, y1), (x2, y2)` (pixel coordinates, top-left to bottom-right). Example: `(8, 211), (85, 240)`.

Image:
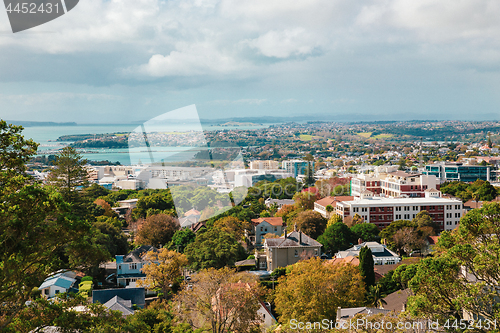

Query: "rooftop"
(264, 230), (321, 248)
(251, 217), (284, 226)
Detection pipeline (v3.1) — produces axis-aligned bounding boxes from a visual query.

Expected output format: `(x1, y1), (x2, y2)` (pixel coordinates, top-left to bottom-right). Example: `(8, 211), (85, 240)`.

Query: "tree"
(47, 146), (89, 202)
(184, 228), (246, 270)
(134, 191), (176, 219)
(135, 214), (180, 248)
(359, 246), (375, 288)
(290, 210), (327, 239)
(292, 191), (318, 210)
(274, 257), (365, 324)
(168, 228), (196, 253)
(412, 210), (437, 233)
(174, 268), (264, 333)
(138, 248), (188, 298)
(94, 218), (129, 257)
(0, 120), (38, 191)
(366, 285), (387, 308)
(213, 216), (250, 240)
(393, 227), (425, 255)
(0, 123), (109, 330)
(275, 204), (300, 224)
(345, 213), (364, 227)
(303, 161), (315, 187)
(327, 214), (343, 227)
(405, 202), (500, 323)
(317, 222), (354, 255)
(350, 223), (380, 242)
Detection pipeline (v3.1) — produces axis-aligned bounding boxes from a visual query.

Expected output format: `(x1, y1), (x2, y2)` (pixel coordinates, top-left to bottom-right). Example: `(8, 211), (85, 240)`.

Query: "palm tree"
(366, 285), (387, 309)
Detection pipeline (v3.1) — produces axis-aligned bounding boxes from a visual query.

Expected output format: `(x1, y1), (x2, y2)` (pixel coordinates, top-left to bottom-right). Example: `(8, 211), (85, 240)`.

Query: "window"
(55, 290), (60, 294)
(274, 227), (277, 232)
(130, 263), (137, 270)
(294, 250), (298, 257)
(44, 289), (49, 295)
(260, 227), (263, 232)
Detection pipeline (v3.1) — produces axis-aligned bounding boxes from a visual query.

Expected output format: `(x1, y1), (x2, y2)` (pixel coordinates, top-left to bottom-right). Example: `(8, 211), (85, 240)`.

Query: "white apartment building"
(351, 171), (439, 198)
(249, 160), (280, 170)
(336, 190), (463, 231)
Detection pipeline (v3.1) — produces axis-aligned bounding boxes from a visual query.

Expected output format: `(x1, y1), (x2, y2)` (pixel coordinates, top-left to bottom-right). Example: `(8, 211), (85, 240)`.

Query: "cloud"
(129, 42), (253, 77)
(245, 28), (320, 59)
(281, 98), (298, 104)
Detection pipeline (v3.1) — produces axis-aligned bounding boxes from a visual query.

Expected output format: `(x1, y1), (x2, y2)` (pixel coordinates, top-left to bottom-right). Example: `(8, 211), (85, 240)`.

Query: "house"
(335, 242), (400, 265)
(327, 256), (384, 281)
(336, 307), (391, 327)
(93, 287), (146, 310)
(381, 289), (410, 312)
(116, 245), (158, 288)
(103, 296), (135, 317)
(180, 208), (201, 229)
(314, 196), (354, 218)
(264, 198), (295, 209)
(38, 271), (81, 299)
(261, 225), (322, 271)
(248, 217), (285, 246)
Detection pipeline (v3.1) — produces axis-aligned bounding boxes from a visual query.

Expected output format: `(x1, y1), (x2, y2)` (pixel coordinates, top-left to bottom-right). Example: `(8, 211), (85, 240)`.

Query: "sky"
(1, 0), (500, 123)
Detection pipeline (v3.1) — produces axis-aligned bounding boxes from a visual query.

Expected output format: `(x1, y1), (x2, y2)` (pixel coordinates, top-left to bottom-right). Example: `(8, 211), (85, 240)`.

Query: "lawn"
(357, 132), (372, 138)
(373, 133), (394, 139)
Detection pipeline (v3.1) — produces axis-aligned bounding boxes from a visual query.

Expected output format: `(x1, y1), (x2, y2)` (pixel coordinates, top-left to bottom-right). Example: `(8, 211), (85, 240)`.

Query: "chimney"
(284, 228), (287, 239)
(358, 238), (363, 245)
(299, 231), (302, 244)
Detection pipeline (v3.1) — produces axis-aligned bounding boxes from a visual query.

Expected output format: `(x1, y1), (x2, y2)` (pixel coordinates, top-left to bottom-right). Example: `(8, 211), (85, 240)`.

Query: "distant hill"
(6, 120), (77, 127)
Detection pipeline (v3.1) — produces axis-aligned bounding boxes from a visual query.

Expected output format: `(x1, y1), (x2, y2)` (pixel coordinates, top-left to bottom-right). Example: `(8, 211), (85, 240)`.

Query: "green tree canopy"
(317, 222), (354, 255)
(184, 228), (246, 270)
(350, 223), (380, 242)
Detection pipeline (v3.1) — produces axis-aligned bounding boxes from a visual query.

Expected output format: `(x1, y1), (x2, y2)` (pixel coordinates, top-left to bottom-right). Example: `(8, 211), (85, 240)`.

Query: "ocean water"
(21, 123), (270, 165)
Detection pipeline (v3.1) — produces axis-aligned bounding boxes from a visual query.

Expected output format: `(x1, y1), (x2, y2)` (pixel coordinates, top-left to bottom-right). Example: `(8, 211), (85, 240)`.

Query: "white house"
(335, 241), (401, 265)
(39, 271), (79, 299)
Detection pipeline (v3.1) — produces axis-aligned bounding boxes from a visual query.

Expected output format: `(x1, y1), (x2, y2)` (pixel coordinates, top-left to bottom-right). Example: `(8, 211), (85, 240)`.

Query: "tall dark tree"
(47, 146), (89, 202)
(359, 246), (375, 288)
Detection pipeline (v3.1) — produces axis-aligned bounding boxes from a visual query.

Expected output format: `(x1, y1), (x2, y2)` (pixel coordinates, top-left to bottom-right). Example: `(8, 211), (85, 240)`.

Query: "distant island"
(215, 121), (262, 127)
(7, 120), (77, 127)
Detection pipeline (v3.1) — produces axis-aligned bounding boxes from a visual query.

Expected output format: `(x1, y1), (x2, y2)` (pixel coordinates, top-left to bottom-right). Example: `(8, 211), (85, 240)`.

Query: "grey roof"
(180, 215), (199, 228)
(123, 245), (158, 263)
(39, 274), (76, 290)
(93, 288), (146, 309)
(265, 231), (321, 248)
(338, 307), (391, 319)
(103, 296), (135, 317)
(235, 259), (256, 267)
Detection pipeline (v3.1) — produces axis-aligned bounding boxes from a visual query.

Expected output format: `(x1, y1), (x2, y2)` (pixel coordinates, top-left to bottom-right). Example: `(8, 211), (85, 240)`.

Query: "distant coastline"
(7, 120), (77, 127)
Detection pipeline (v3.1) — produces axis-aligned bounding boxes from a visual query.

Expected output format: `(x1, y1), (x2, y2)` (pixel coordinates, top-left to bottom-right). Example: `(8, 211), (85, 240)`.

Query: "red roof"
(315, 196), (354, 207)
(427, 236), (439, 245)
(251, 217), (284, 226)
(184, 209), (201, 216)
